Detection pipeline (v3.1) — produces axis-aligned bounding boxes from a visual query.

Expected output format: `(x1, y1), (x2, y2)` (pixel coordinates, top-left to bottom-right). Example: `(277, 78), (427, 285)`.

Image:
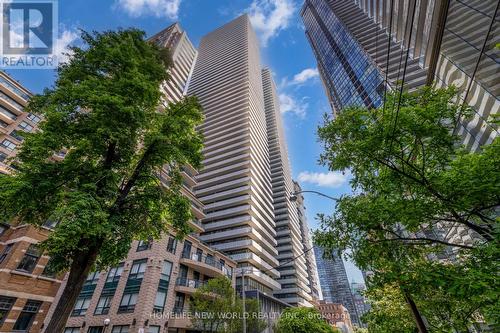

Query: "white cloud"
(279, 93), (308, 118)
(298, 171), (350, 188)
(116, 0), (181, 19)
(280, 67), (319, 88)
(292, 68), (319, 84)
(54, 28), (79, 64)
(246, 0), (295, 46)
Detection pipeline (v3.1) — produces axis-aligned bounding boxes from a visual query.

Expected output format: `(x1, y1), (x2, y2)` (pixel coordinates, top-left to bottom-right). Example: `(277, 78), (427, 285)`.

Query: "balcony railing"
(176, 277), (206, 289)
(191, 219), (203, 228)
(181, 250), (232, 277)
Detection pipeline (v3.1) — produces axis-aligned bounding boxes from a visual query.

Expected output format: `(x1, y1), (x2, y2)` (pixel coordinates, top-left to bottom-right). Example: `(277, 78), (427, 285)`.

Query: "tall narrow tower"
(314, 245), (360, 326)
(262, 68), (314, 307)
(149, 23), (197, 104)
(301, 0), (498, 151)
(293, 181), (322, 302)
(188, 15), (281, 294)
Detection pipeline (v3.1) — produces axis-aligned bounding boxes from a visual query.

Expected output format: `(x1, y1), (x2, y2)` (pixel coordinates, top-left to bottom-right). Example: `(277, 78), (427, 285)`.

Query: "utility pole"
(242, 268), (246, 333)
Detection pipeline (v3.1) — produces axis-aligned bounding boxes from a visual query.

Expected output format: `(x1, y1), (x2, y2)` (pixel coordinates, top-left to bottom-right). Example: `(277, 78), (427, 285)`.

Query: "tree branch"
(376, 227), (476, 250)
(371, 154), (494, 241)
(370, 236), (475, 250)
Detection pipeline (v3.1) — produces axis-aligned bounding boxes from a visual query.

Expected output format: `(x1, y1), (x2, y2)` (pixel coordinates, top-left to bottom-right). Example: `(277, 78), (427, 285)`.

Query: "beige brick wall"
(0, 225), (62, 333)
(48, 232), (236, 333)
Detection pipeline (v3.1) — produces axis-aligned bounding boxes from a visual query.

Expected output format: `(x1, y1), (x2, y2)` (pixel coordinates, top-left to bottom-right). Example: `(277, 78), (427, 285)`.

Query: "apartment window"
(84, 271), (100, 286)
(106, 263), (124, 283)
(13, 300), (42, 331)
(72, 296), (91, 316)
(129, 259), (147, 280)
(1, 139), (16, 151)
(10, 130), (24, 141)
(64, 328), (80, 333)
(111, 326), (129, 333)
(166, 235), (177, 254)
(16, 244), (41, 273)
(42, 219), (58, 229)
(41, 257), (57, 278)
(0, 244), (13, 264)
(136, 239), (152, 251)
(173, 292), (185, 313)
(27, 113), (41, 123)
(0, 76), (30, 100)
(182, 240), (192, 256)
(196, 248), (203, 261)
(118, 292), (138, 313)
(0, 152), (7, 162)
(94, 295), (112, 315)
(205, 253), (214, 265)
(0, 106), (17, 120)
(160, 260), (173, 282)
(153, 289), (167, 313)
(87, 327), (104, 333)
(0, 296), (16, 325)
(148, 326), (160, 333)
(18, 121), (33, 132)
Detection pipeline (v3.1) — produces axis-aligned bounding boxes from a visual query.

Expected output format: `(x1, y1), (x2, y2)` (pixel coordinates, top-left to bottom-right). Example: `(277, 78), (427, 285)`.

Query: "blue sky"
(4, 0), (363, 283)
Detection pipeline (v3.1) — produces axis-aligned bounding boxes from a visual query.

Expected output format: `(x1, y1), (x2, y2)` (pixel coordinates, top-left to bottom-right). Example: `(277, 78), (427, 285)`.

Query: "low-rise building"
(0, 221), (62, 333)
(50, 231), (236, 333)
(316, 301), (353, 333)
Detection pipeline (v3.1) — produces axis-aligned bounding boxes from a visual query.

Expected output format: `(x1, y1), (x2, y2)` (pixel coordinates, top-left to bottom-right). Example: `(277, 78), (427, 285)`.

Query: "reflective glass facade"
(441, 0), (499, 99)
(314, 245), (360, 326)
(436, 0), (499, 150)
(301, 0), (384, 113)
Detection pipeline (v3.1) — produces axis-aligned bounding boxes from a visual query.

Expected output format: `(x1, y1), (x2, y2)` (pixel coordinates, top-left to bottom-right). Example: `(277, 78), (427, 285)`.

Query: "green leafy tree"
(190, 276), (266, 333)
(314, 86), (499, 331)
(362, 283), (417, 333)
(0, 29), (204, 333)
(274, 307), (339, 333)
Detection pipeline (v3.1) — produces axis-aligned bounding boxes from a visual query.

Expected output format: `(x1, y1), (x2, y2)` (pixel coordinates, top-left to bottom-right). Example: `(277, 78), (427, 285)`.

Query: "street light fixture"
(103, 318), (110, 333)
(290, 190), (340, 202)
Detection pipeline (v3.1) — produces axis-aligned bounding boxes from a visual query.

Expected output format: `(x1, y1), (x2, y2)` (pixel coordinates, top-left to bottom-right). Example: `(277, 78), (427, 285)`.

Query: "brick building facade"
(49, 233), (236, 333)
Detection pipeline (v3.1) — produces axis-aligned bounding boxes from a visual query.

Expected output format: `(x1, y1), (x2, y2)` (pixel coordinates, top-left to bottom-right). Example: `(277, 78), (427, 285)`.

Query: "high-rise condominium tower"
(314, 245), (360, 326)
(188, 14), (280, 294)
(293, 181), (322, 301)
(301, 0), (498, 151)
(149, 23), (197, 104)
(262, 68), (313, 306)
(49, 23), (238, 333)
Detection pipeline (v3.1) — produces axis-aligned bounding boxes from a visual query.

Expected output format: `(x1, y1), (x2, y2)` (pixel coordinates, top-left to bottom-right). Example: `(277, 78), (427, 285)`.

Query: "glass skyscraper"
(301, 0), (385, 114)
(314, 245), (360, 326)
(301, 0), (498, 151)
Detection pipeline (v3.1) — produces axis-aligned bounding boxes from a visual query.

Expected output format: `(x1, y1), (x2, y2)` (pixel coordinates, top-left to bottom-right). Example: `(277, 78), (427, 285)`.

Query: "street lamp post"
(242, 268), (246, 333)
(289, 190), (340, 202)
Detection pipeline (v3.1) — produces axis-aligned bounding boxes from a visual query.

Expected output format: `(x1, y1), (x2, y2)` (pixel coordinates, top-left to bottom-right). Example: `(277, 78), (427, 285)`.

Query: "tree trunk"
(403, 290), (428, 333)
(44, 246), (99, 333)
